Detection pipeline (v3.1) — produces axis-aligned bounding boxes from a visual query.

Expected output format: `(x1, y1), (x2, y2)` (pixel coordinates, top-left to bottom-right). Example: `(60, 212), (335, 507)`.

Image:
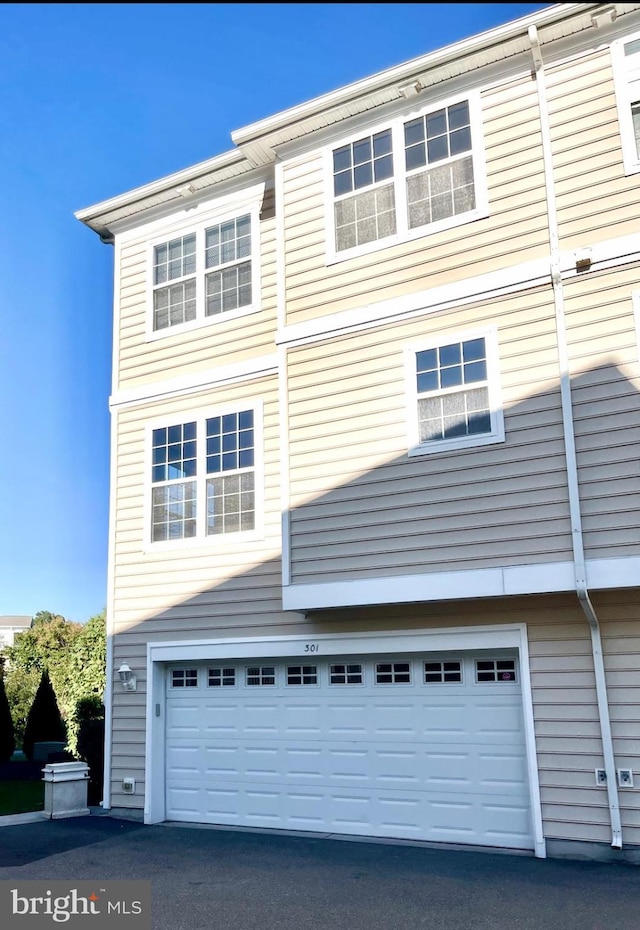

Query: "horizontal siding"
(548, 47), (640, 252)
(288, 286), (573, 583)
(108, 590), (640, 847)
(563, 267), (640, 562)
(116, 187), (277, 392)
(283, 74), (549, 326)
(112, 375), (286, 630)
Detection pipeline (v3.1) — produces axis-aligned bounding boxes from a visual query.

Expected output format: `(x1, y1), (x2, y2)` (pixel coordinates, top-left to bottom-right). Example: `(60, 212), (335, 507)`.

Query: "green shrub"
(0, 672), (15, 762)
(75, 697), (105, 806)
(22, 671), (67, 761)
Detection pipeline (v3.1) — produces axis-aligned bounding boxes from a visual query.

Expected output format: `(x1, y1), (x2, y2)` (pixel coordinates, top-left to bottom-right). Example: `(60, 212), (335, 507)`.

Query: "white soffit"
(77, 3), (640, 235)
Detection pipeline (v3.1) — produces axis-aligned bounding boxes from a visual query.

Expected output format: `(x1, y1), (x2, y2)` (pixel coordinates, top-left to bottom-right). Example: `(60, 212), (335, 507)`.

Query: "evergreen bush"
(0, 672), (16, 762)
(22, 670), (66, 761)
(75, 697), (105, 806)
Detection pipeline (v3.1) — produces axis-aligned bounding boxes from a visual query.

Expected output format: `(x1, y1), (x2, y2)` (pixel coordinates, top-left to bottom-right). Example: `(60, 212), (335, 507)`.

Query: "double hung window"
(612, 34), (640, 174)
(406, 328), (504, 455)
(150, 211), (257, 333)
(330, 94), (484, 257)
(150, 405), (260, 544)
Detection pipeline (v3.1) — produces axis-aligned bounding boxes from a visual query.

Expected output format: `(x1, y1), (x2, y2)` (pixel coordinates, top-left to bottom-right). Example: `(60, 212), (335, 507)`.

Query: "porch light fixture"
(117, 663), (137, 692)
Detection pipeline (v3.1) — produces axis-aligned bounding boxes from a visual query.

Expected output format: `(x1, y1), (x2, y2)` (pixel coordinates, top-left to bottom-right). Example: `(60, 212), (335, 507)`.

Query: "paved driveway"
(0, 815), (638, 930)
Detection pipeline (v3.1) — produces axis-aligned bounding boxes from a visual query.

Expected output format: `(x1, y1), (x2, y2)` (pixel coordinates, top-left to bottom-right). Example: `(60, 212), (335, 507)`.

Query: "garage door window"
(287, 665), (318, 685)
(171, 668), (198, 687)
(330, 663), (363, 684)
(208, 667), (236, 687)
(376, 661), (411, 684)
(246, 666), (276, 686)
(424, 660), (462, 683)
(476, 658), (516, 682)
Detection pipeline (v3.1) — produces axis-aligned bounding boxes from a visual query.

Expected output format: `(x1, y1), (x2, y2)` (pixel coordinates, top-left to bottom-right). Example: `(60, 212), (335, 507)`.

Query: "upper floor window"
(612, 34), (640, 174)
(329, 94), (485, 259)
(405, 327), (504, 456)
(149, 405), (260, 544)
(150, 209), (258, 335)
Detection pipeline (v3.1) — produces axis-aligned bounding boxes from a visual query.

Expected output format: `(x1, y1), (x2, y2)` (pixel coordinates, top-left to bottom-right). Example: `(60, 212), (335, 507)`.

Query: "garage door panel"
(165, 652), (533, 849)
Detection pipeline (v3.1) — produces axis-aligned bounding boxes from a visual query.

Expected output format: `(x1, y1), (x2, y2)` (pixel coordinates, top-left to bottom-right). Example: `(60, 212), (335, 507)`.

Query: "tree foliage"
(1, 609), (106, 754)
(75, 697), (105, 805)
(22, 670), (67, 761)
(0, 671), (16, 762)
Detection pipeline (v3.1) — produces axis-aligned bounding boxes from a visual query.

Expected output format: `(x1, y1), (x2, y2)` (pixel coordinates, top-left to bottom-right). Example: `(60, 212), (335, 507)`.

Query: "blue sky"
(0, 2), (547, 623)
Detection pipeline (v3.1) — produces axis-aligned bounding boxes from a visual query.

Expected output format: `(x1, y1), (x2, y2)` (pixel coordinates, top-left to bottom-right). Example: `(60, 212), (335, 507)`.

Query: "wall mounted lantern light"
(117, 663), (137, 692)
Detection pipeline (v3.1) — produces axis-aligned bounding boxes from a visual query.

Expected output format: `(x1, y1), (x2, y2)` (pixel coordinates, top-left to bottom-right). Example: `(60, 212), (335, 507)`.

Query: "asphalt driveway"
(0, 815), (638, 930)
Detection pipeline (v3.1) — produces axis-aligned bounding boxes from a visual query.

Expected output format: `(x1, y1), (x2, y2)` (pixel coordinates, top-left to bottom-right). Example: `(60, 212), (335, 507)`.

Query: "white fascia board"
(231, 5), (590, 152)
(75, 148), (245, 231)
(282, 555), (640, 612)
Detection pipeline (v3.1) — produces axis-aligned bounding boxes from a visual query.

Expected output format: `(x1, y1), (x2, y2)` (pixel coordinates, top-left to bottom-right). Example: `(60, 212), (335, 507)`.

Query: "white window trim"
(324, 89), (488, 264)
(611, 33), (640, 176)
(145, 200), (262, 340)
(633, 290), (640, 363)
(144, 399), (264, 549)
(404, 324), (504, 457)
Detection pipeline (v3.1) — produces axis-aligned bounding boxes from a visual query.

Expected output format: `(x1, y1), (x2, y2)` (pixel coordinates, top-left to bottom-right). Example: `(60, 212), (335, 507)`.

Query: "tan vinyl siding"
(115, 187), (277, 392)
(562, 267), (640, 561)
(287, 286), (573, 583)
(111, 376), (288, 631)
(549, 47), (640, 251)
(303, 592), (640, 847)
(283, 76), (549, 327)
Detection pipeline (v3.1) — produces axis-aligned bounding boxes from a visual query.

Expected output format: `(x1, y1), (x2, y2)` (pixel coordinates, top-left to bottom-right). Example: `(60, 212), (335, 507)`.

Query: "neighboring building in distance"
(0, 616), (31, 650)
(77, 2), (640, 862)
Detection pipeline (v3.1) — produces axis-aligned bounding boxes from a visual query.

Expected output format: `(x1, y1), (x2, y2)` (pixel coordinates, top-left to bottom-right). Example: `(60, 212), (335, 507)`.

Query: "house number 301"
(304, 643), (319, 653)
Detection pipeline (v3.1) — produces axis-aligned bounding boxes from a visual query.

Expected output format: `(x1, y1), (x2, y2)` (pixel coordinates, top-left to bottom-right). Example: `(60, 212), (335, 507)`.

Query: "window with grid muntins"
(246, 666), (275, 686)
(206, 410), (255, 535)
(331, 98), (478, 254)
(151, 422), (197, 541)
(476, 659), (517, 682)
(153, 235), (197, 330)
(404, 100), (475, 229)
(416, 337), (491, 443)
(624, 39), (640, 160)
(424, 661), (462, 683)
(287, 665), (318, 685)
(208, 667), (236, 687)
(151, 214), (254, 331)
(205, 214), (252, 316)
(172, 668), (198, 687)
(333, 129), (396, 251)
(150, 408), (257, 543)
(376, 662), (411, 684)
(330, 663), (363, 685)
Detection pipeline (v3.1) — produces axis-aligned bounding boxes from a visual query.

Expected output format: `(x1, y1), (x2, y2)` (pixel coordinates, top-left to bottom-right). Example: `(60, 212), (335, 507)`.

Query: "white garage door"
(165, 652), (533, 849)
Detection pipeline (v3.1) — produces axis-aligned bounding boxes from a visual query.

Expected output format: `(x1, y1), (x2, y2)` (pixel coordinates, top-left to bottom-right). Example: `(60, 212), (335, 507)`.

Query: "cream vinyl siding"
(108, 374), (294, 810)
(115, 188), (277, 392)
(563, 267), (640, 562)
(282, 77), (548, 327)
(548, 48), (640, 251)
(112, 377), (284, 630)
(287, 287), (573, 583)
(304, 591), (640, 847)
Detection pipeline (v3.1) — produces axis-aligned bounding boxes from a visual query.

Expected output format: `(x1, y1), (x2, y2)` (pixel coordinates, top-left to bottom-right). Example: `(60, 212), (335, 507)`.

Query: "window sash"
(151, 214), (254, 332)
(150, 409), (258, 544)
(331, 97), (478, 255)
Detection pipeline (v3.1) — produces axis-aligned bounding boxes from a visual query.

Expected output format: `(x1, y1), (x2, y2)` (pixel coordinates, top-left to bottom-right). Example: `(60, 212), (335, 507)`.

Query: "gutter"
(529, 23), (622, 849)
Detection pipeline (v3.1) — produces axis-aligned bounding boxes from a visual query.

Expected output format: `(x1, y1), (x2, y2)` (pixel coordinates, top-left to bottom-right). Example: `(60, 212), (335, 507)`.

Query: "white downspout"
(529, 25), (622, 849)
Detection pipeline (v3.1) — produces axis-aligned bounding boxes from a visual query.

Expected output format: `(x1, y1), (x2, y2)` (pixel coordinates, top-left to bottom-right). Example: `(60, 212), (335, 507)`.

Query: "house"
(76, 2), (640, 862)
(0, 616), (31, 650)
